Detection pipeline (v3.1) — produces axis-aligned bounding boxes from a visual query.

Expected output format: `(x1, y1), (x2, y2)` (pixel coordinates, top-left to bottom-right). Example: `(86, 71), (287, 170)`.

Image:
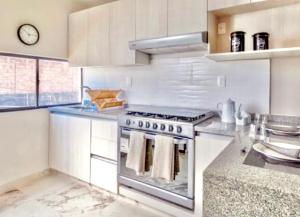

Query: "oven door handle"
(121, 129), (188, 146)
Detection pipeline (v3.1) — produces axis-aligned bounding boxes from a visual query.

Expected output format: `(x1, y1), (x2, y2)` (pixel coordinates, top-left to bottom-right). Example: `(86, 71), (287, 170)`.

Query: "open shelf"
(210, 0), (300, 16)
(206, 47), (300, 62)
(208, 2), (300, 62)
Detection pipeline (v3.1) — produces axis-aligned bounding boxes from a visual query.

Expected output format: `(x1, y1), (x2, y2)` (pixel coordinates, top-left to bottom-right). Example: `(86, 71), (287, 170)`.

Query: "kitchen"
(0, 0), (300, 216)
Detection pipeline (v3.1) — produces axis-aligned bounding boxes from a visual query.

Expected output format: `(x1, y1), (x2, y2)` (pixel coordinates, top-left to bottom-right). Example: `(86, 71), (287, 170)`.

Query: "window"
(0, 54), (81, 111)
(38, 60), (81, 106)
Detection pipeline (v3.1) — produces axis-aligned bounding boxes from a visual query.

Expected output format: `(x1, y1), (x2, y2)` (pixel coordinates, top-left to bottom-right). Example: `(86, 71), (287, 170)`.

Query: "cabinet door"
(91, 119), (118, 161)
(110, 0), (149, 66)
(194, 134), (233, 216)
(91, 157), (118, 193)
(91, 119), (118, 142)
(110, 0), (136, 65)
(208, 0), (250, 11)
(168, 0), (207, 36)
(87, 5), (110, 66)
(69, 11), (88, 66)
(136, 0), (168, 40)
(49, 114), (69, 174)
(67, 116), (91, 183)
(49, 114), (91, 183)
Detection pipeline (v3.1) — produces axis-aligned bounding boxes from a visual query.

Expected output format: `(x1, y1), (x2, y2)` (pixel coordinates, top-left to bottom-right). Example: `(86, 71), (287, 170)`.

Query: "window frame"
(0, 52), (82, 112)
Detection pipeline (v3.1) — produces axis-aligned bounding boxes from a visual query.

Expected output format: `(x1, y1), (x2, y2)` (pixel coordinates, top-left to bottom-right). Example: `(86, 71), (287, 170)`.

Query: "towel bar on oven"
(121, 129), (188, 146)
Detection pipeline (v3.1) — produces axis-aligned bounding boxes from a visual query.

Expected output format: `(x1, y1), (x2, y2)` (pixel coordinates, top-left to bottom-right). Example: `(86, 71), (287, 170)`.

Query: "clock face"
(17, 24), (40, 45)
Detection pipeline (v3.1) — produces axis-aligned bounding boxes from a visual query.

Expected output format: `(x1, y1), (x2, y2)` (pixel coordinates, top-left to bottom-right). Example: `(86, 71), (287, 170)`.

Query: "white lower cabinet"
(92, 119), (118, 141)
(91, 157), (118, 193)
(91, 138), (117, 161)
(91, 119), (118, 161)
(49, 113), (91, 183)
(50, 113), (119, 193)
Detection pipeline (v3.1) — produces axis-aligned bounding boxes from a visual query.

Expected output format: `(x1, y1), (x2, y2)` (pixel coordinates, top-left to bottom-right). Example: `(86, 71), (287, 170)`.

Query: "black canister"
(231, 31), (246, 52)
(253, 32), (269, 50)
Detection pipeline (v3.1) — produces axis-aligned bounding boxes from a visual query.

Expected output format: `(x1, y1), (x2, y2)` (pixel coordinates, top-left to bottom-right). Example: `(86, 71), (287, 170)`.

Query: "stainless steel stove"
(118, 105), (215, 209)
(119, 105), (215, 139)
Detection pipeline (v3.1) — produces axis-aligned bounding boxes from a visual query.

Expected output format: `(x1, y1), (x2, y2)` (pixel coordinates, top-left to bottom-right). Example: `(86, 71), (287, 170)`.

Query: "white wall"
(83, 52), (270, 114)
(0, 109), (49, 186)
(0, 0), (87, 59)
(271, 57), (300, 116)
(0, 0), (88, 186)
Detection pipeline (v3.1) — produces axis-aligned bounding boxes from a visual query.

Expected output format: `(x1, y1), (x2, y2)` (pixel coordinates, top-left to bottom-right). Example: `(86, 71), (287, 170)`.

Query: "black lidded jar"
(231, 31), (246, 52)
(253, 32), (269, 50)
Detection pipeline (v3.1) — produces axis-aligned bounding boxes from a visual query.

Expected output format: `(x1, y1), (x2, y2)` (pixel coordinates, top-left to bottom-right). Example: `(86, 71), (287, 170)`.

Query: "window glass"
(38, 60), (81, 106)
(0, 56), (36, 109)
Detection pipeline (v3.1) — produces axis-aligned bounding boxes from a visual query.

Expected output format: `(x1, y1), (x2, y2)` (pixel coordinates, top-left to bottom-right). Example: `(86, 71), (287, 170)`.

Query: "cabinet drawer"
(92, 119), (118, 142)
(91, 157), (118, 193)
(91, 137), (117, 161)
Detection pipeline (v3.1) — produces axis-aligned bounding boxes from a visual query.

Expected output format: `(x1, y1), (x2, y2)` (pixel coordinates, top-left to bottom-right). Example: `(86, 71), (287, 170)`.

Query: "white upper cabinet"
(69, 0), (208, 66)
(208, 0), (250, 11)
(136, 0), (207, 40)
(69, 10), (88, 67)
(69, 0), (149, 67)
(110, 0), (148, 65)
(168, 0), (207, 36)
(136, 0), (168, 40)
(87, 5), (110, 66)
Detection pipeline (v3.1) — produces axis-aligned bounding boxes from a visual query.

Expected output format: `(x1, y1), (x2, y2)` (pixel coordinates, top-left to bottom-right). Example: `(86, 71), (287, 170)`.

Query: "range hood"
(129, 32), (208, 54)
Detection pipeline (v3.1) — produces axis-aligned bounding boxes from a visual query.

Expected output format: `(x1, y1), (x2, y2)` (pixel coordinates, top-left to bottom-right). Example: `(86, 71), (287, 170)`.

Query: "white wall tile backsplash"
(83, 52), (270, 113)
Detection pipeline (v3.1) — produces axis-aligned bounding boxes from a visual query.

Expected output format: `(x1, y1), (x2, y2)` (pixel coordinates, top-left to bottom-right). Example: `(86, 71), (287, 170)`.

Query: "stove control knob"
(168, 125), (174, 132)
(145, 122), (151, 128)
(138, 121), (143, 127)
(160, 124), (166, 131)
(177, 126), (182, 133)
(126, 119), (131, 126)
(153, 123), (158, 130)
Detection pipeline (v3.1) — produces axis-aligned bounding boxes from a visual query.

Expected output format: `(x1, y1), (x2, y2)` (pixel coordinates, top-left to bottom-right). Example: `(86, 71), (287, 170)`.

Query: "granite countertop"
(49, 105), (125, 120)
(194, 116), (250, 137)
(195, 117), (300, 217)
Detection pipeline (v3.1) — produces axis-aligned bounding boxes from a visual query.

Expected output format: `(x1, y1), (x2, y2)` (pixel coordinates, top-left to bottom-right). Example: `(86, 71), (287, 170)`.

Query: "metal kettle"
(217, 98), (236, 123)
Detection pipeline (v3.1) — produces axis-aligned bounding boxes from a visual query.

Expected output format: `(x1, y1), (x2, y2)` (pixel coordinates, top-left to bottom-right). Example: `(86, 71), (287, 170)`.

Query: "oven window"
(120, 135), (191, 198)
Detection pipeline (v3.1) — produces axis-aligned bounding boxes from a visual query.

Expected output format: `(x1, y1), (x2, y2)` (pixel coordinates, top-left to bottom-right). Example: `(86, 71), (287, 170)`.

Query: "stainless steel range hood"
(129, 32), (208, 54)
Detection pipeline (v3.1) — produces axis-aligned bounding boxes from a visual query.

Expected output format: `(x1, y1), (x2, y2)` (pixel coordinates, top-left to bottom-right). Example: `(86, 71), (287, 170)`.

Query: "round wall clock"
(17, 24), (40, 46)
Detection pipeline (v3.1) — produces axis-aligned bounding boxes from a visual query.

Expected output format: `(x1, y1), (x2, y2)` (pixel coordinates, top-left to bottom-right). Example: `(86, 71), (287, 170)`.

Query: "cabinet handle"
(91, 155), (117, 165)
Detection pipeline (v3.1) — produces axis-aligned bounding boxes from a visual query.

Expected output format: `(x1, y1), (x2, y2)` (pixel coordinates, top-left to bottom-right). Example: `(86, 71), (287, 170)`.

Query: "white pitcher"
(217, 98), (236, 123)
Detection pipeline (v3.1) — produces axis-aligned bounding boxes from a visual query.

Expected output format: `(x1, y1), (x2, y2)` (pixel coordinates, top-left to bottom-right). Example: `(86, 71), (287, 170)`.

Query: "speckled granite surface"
(195, 117), (300, 217)
(194, 117), (249, 137)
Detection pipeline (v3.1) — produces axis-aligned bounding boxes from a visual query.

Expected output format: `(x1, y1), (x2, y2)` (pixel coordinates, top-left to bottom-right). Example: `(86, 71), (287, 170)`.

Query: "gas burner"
(126, 111), (208, 123)
(126, 111), (154, 118)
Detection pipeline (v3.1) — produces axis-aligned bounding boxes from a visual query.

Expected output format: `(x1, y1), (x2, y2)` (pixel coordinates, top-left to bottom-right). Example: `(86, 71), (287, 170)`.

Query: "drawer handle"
(91, 155), (117, 165)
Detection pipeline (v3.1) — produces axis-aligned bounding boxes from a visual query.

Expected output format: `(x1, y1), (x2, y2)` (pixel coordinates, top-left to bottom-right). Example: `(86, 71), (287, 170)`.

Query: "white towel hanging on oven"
(126, 131), (146, 176)
(151, 135), (175, 182)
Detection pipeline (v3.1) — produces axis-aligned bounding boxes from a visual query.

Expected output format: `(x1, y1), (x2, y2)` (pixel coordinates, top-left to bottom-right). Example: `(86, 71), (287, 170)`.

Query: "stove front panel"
(119, 115), (195, 139)
(118, 127), (195, 209)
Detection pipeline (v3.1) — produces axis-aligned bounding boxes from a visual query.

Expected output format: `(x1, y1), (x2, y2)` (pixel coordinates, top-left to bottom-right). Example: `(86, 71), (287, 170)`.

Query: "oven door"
(118, 127), (194, 209)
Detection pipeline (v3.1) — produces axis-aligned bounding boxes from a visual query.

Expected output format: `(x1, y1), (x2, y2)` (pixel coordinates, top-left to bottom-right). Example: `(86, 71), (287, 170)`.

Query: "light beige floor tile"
(0, 173), (169, 217)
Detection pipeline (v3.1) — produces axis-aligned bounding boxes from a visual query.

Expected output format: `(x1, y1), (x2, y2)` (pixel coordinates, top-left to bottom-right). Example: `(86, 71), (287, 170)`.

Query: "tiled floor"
(0, 172), (170, 217)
